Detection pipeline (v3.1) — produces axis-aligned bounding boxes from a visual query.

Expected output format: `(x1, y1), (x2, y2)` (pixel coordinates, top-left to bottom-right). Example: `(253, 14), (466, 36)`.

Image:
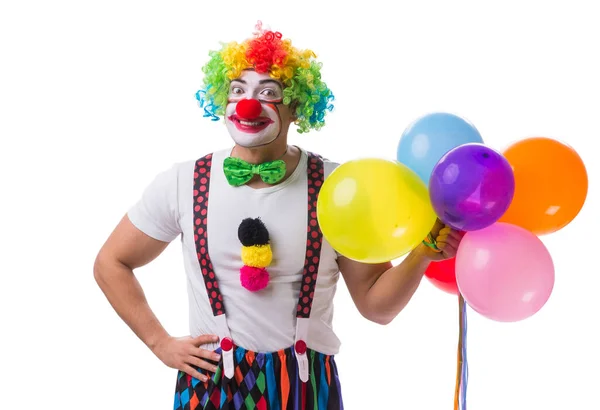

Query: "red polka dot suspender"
(192, 154), (225, 316)
(297, 154), (325, 319)
(192, 152), (325, 319)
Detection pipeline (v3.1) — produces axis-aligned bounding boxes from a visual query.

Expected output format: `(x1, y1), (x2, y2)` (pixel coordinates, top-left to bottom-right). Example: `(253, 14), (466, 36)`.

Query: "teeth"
(240, 120), (264, 126)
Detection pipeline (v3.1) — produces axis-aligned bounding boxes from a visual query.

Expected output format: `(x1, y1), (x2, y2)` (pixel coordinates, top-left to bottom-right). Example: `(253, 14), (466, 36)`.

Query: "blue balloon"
(396, 112), (484, 185)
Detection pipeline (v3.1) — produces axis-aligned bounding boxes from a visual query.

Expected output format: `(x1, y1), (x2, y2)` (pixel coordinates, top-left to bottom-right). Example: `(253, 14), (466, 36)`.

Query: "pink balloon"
(456, 222), (554, 322)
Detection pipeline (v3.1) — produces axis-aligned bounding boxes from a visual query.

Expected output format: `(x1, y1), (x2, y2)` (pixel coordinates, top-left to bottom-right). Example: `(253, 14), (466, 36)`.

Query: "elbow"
(358, 306), (397, 326)
(93, 251), (135, 292)
(93, 251), (117, 289)
(367, 315), (394, 326)
(358, 297), (412, 325)
(93, 254), (107, 287)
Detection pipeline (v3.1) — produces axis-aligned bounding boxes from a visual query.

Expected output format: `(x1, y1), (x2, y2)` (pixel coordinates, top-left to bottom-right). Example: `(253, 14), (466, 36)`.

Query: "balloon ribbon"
(454, 294), (468, 410)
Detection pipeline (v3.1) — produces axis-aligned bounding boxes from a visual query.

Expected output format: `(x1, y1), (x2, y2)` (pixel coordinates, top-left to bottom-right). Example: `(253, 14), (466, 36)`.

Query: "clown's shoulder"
(125, 149), (225, 242)
(126, 157), (199, 243)
(303, 150), (339, 179)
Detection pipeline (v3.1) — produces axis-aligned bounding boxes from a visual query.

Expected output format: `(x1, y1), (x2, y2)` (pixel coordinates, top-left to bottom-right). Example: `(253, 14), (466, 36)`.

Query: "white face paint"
(225, 70), (294, 148)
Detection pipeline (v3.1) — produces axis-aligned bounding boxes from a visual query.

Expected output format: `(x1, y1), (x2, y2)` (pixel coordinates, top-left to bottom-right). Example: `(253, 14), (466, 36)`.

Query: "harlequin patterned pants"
(173, 345), (343, 410)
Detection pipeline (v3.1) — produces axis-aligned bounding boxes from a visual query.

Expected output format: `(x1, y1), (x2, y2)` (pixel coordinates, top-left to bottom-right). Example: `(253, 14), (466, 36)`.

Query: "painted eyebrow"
(258, 79), (283, 89)
(230, 78), (282, 90)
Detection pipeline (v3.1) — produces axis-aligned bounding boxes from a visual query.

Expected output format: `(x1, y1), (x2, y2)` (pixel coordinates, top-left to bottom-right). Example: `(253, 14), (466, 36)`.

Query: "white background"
(1, 1), (599, 409)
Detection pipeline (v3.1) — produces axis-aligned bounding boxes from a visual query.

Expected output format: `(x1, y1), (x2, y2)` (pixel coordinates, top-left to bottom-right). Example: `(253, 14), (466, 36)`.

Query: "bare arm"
(93, 214), (219, 381)
(93, 214), (172, 350)
(339, 220), (463, 325)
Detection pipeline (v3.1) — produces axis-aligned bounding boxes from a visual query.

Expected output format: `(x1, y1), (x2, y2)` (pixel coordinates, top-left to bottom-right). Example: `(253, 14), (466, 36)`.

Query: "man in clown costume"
(94, 22), (463, 409)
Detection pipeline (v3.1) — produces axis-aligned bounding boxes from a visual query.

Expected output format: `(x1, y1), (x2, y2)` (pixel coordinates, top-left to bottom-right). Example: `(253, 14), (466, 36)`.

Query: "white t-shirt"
(127, 147), (343, 355)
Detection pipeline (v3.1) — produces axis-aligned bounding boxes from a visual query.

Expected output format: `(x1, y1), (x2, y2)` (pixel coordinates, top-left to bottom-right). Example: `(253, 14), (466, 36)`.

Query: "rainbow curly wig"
(196, 22), (334, 134)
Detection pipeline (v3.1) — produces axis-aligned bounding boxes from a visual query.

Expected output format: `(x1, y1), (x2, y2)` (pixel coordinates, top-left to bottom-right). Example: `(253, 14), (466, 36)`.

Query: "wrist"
(411, 243), (436, 264)
(147, 330), (171, 353)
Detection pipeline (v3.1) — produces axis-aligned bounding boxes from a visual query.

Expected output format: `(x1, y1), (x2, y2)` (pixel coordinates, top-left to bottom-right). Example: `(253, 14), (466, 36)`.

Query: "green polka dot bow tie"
(223, 157), (287, 187)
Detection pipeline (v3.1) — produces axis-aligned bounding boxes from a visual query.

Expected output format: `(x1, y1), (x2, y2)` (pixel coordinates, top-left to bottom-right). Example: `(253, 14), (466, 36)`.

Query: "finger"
(182, 364), (209, 382)
(435, 242), (456, 259)
(191, 334), (219, 347)
(437, 235), (460, 250)
(438, 227), (464, 242)
(446, 229), (464, 242)
(434, 231), (451, 243)
(187, 345), (222, 362)
(187, 355), (218, 373)
(438, 226), (453, 236)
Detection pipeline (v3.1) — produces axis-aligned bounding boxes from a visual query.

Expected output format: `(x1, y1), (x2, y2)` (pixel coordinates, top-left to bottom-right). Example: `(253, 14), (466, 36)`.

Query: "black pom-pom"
(238, 217), (270, 246)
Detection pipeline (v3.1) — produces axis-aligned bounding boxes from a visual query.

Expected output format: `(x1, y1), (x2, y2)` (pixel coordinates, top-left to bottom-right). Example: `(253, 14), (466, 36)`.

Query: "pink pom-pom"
(240, 266), (269, 291)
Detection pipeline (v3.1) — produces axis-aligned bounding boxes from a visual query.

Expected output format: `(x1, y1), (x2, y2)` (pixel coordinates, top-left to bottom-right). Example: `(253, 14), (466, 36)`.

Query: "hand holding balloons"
(421, 218), (464, 261)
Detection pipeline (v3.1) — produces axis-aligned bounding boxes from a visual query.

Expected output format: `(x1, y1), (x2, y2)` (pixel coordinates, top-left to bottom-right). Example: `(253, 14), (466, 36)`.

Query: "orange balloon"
(499, 137), (588, 235)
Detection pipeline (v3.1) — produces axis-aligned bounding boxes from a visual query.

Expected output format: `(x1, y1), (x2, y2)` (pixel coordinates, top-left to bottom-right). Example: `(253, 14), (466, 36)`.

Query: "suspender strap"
(296, 152), (325, 317)
(192, 154), (225, 317)
(294, 152), (325, 382)
(193, 154), (234, 377)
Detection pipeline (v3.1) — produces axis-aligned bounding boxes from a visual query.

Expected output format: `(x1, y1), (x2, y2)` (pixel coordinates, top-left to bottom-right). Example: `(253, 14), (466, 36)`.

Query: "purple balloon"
(429, 143), (515, 231)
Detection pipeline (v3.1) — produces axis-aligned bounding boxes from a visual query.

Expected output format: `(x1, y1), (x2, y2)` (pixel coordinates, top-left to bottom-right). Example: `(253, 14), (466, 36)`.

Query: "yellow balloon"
(317, 158), (436, 263)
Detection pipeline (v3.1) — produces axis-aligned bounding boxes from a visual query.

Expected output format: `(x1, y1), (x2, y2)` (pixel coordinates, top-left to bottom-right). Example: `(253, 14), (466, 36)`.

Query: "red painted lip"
(228, 115), (273, 133)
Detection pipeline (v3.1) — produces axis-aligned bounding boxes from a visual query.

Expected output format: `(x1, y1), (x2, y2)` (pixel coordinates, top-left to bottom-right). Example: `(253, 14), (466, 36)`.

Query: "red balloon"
(425, 257), (458, 295)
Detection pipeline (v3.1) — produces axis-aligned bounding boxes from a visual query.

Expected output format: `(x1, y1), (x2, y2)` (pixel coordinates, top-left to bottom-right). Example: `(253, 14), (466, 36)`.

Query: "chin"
(229, 133), (278, 148)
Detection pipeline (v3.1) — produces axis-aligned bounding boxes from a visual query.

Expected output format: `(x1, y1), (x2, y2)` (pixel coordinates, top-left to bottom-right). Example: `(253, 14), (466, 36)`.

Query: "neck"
(231, 138), (289, 164)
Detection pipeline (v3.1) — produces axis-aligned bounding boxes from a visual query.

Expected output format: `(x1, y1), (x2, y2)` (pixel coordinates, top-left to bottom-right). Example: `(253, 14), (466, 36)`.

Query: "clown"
(94, 22), (463, 409)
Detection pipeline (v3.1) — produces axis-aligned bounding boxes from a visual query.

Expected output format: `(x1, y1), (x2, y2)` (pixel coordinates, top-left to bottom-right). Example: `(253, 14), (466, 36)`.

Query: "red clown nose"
(236, 99), (262, 119)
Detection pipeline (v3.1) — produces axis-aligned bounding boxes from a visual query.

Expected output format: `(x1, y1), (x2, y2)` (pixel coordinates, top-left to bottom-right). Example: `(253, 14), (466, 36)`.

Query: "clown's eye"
(260, 89), (276, 97)
(231, 87), (244, 95)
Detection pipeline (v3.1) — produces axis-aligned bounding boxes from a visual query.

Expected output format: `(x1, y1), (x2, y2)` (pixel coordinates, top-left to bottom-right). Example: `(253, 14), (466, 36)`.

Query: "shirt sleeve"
(322, 160), (339, 179)
(127, 164), (182, 243)
(322, 159), (343, 259)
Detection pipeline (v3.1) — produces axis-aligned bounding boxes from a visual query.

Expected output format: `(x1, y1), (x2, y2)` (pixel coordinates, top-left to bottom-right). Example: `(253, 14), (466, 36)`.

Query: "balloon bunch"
(317, 111), (588, 409)
(404, 113), (588, 323)
(397, 112), (587, 410)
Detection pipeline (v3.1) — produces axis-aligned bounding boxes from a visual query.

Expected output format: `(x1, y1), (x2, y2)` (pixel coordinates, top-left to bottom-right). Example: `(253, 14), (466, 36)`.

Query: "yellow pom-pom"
(241, 245), (272, 267)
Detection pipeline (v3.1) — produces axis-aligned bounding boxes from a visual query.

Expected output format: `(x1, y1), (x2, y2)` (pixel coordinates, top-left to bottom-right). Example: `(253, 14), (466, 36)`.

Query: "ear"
(289, 101), (299, 121)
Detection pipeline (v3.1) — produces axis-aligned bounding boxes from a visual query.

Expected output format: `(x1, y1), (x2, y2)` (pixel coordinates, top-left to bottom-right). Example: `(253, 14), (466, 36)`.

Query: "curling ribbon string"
(454, 294), (468, 410)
